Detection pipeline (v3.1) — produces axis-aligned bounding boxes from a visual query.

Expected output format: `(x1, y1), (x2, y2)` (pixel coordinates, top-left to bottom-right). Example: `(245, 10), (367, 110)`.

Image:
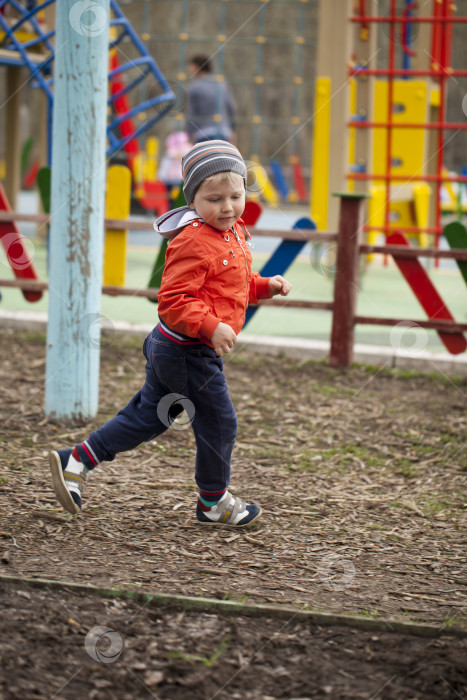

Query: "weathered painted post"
(329, 194), (368, 368)
(45, 0), (110, 422)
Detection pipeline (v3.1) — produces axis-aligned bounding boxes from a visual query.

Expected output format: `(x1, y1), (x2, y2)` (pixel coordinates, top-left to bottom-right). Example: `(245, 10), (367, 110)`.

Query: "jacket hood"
(153, 205), (201, 240)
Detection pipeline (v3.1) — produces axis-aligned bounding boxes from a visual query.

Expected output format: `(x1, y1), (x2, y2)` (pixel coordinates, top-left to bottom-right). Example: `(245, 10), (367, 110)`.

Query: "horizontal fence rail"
(0, 278), (335, 311)
(1, 196), (467, 366)
(354, 316), (467, 334)
(0, 210), (338, 242)
(4, 275), (467, 331)
(359, 244), (467, 262)
(1, 210), (466, 256)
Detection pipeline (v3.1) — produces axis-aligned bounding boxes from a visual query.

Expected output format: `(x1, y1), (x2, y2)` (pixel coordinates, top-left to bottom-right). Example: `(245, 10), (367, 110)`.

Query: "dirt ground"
(0, 329), (466, 698)
(0, 582), (466, 700)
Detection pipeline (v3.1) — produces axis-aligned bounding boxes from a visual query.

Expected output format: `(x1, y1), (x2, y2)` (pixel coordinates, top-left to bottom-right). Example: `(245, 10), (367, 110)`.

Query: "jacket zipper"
(231, 225), (250, 312)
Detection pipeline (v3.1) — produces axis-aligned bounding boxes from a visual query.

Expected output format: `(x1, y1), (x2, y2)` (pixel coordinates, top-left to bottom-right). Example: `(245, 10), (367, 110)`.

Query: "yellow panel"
(368, 183), (432, 251)
(372, 80), (428, 184)
(0, 30), (39, 44)
(133, 153), (144, 187)
(248, 161), (279, 206)
(388, 200), (416, 229)
(441, 166), (456, 205)
(366, 186), (386, 260)
(143, 136), (159, 181)
(387, 198), (428, 247)
(146, 136), (159, 158)
(413, 182), (431, 248)
(441, 203), (467, 213)
(430, 86), (441, 108)
(369, 84), (432, 254)
(104, 165), (132, 287)
(310, 77), (331, 230)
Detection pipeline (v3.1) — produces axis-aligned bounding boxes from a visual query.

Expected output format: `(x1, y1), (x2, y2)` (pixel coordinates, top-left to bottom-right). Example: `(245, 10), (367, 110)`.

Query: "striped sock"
(74, 440), (99, 470)
(198, 488), (227, 513)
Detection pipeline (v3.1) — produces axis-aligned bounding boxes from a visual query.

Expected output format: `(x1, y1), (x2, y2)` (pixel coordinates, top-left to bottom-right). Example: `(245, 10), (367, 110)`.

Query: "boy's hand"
(211, 322), (237, 357)
(269, 275), (292, 297)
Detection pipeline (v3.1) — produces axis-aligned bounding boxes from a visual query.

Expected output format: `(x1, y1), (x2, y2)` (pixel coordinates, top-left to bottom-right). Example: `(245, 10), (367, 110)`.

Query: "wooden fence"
(1, 195), (467, 367)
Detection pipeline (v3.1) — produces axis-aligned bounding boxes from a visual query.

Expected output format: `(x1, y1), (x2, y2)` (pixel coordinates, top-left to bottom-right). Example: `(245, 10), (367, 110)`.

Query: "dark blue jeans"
(86, 326), (237, 492)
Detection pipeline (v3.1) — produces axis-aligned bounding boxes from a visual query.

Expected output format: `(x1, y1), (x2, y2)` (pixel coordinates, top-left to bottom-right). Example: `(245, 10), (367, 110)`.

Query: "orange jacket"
(157, 218), (271, 345)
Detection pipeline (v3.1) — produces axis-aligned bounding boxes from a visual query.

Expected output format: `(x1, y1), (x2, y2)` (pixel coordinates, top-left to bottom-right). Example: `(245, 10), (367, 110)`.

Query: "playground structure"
(105, 0), (467, 222)
(0, 0), (175, 209)
(312, 0), (467, 243)
(0, 1), (467, 421)
(1, 1), (466, 218)
(0, 0), (314, 208)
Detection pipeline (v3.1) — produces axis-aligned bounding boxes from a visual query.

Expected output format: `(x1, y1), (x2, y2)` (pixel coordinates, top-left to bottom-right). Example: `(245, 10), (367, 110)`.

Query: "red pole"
(329, 194), (368, 368)
(431, 0), (442, 68)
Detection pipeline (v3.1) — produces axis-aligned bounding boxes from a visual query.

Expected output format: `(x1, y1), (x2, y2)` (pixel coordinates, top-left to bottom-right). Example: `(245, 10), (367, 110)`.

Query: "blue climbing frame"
(0, 0), (175, 162)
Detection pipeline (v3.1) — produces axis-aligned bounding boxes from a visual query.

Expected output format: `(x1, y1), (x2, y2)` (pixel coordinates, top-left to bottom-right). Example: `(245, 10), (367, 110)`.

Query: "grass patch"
(421, 496), (454, 518)
(223, 590), (251, 604)
(395, 460), (420, 479)
(168, 635), (230, 667)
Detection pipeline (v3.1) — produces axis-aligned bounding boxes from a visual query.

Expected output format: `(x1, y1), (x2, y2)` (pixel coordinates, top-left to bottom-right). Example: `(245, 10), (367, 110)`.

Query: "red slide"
(388, 231), (466, 354)
(242, 201), (263, 226)
(0, 184), (43, 302)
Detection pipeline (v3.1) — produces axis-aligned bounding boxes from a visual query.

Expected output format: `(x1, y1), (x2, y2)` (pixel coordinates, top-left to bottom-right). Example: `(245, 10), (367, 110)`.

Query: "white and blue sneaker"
(49, 449), (88, 515)
(196, 491), (262, 527)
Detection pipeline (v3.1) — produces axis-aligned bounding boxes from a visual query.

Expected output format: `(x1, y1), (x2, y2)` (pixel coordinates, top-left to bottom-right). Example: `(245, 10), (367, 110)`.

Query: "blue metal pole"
(45, 0), (110, 422)
(402, 0), (412, 75)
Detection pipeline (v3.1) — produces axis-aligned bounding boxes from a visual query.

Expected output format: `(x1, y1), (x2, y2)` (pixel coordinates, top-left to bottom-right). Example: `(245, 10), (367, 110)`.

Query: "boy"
(49, 141), (291, 528)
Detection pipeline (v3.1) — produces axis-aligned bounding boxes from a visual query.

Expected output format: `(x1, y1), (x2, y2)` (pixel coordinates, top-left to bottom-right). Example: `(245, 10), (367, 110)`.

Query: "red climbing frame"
(348, 1), (467, 248)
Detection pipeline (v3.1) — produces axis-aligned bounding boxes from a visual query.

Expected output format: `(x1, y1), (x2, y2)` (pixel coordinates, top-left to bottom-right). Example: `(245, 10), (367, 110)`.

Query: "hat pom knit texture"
(182, 140), (247, 204)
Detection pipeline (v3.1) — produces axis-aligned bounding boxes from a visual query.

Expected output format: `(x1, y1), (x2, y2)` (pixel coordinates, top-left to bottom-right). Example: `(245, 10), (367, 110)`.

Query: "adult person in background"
(185, 55), (237, 143)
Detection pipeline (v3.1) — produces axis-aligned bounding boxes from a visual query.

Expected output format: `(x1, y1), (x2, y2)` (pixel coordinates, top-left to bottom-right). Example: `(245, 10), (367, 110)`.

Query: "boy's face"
(190, 173), (245, 232)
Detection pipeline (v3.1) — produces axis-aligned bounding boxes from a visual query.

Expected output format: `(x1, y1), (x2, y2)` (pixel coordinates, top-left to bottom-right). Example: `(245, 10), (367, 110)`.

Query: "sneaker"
(49, 449), (87, 515)
(196, 490), (262, 527)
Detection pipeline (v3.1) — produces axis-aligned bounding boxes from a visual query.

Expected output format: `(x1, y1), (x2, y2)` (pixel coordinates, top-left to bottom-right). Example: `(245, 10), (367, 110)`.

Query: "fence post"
(329, 193), (368, 368)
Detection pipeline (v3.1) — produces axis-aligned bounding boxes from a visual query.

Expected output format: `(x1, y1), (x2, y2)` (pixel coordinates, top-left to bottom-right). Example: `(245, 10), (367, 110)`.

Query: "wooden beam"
(354, 316), (467, 334)
(5, 66), (22, 209)
(0, 47), (49, 64)
(0, 278), (334, 311)
(352, 0), (378, 196)
(0, 210), (340, 241)
(329, 195), (366, 368)
(314, 0), (354, 231)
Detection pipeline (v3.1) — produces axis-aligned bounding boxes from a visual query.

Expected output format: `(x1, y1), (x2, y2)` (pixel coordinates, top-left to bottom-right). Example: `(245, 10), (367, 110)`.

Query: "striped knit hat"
(182, 140), (247, 204)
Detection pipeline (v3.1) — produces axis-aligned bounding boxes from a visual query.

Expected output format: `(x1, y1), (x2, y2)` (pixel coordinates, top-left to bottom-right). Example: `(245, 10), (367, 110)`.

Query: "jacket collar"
(153, 205), (200, 240)
(154, 208), (250, 241)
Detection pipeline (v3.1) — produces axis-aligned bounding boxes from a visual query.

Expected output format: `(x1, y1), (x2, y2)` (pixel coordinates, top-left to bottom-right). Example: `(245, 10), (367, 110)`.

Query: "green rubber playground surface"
(1, 238), (466, 354)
